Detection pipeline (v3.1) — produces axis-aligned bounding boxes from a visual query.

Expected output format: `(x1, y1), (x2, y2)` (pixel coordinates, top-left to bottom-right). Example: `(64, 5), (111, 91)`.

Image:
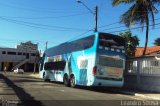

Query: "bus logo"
(77, 56), (88, 69)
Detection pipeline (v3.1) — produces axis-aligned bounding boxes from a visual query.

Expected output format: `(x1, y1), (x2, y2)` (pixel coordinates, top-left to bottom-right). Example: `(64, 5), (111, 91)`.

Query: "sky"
(0, 0), (160, 51)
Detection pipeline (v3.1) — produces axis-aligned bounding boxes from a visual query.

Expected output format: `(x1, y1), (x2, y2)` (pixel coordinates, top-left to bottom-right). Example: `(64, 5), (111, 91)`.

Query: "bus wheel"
(70, 75), (76, 88)
(43, 72), (50, 82)
(63, 74), (70, 87)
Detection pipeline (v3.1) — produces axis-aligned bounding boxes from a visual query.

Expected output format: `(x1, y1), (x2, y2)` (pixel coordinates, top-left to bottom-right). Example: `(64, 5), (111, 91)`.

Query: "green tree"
(153, 38), (160, 46)
(119, 31), (139, 57)
(112, 0), (160, 56)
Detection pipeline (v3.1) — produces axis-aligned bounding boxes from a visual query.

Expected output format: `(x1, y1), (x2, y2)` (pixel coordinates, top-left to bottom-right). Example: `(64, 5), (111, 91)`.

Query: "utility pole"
(77, 0), (98, 32)
(45, 41), (48, 50)
(94, 6), (98, 32)
(33, 43), (39, 74)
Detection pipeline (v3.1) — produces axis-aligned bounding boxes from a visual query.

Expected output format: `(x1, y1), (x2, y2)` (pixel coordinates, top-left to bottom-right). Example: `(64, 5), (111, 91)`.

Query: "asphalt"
(0, 72), (159, 106)
(29, 72), (160, 100)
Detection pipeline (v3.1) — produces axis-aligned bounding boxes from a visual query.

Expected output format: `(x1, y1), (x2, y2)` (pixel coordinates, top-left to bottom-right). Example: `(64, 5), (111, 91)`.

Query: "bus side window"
(44, 61), (66, 71)
(58, 61), (66, 70)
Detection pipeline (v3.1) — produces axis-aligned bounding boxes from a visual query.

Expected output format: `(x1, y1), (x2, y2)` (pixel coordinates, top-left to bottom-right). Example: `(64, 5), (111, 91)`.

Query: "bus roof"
(45, 32), (124, 57)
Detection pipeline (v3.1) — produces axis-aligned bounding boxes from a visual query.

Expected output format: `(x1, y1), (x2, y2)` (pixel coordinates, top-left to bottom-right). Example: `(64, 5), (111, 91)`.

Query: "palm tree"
(153, 38), (160, 46)
(112, 0), (160, 56)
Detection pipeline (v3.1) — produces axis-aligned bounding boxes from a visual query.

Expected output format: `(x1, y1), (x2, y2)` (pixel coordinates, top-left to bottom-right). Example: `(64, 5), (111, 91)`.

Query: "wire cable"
(0, 2), (84, 14)
(107, 22), (160, 34)
(101, 17), (160, 31)
(0, 12), (89, 20)
(0, 17), (90, 31)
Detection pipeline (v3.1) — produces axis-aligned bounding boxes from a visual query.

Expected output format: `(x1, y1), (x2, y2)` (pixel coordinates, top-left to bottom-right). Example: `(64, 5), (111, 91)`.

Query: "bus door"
(55, 61), (66, 82)
(79, 56), (88, 85)
(68, 55), (72, 77)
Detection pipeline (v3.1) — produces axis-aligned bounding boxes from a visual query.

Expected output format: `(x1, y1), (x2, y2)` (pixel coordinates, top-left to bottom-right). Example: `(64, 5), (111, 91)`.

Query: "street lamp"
(77, 0), (98, 32)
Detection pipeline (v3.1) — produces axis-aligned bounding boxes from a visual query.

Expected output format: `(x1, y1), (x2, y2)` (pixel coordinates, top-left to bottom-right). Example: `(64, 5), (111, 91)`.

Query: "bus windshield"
(99, 33), (125, 49)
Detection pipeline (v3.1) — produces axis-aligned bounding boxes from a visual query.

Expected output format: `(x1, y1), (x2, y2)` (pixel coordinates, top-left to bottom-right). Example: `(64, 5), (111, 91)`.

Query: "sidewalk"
(1, 72), (40, 78)
(29, 73), (40, 78)
(112, 88), (160, 100)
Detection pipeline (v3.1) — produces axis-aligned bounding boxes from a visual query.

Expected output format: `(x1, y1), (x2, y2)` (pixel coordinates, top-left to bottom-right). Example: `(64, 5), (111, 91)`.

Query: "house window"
(31, 53), (36, 56)
(18, 52), (22, 55)
(151, 61), (159, 66)
(126, 60), (137, 74)
(2, 51), (6, 54)
(8, 52), (16, 55)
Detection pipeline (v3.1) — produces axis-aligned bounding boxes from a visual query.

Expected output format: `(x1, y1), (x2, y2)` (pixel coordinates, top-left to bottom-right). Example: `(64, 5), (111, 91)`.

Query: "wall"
(125, 56), (160, 92)
(0, 48), (39, 72)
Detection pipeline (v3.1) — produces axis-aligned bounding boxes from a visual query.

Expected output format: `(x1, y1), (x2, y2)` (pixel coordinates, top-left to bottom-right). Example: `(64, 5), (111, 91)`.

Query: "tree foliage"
(119, 31), (139, 57)
(112, 0), (159, 56)
(153, 38), (160, 46)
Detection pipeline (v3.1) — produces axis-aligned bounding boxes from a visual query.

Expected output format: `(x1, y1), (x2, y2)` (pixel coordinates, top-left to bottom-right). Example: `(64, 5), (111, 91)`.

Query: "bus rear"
(93, 33), (125, 87)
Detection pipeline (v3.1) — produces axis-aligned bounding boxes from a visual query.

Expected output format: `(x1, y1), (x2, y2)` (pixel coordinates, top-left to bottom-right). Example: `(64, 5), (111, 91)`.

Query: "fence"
(124, 56), (160, 92)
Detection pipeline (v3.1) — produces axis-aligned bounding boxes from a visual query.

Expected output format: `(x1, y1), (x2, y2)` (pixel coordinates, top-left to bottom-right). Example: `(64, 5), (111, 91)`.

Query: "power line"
(107, 22), (160, 34)
(0, 17), (90, 31)
(0, 12), (89, 20)
(98, 21), (120, 28)
(66, 29), (93, 42)
(101, 17), (160, 31)
(0, 39), (59, 45)
(0, 2), (84, 14)
(100, 9), (160, 13)
(0, 17), (88, 30)
(2, 0), (159, 14)
(98, 15), (143, 29)
(0, 18), (68, 31)
(99, 14), (160, 29)
(47, 29), (93, 48)
(0, 1), (81, 12)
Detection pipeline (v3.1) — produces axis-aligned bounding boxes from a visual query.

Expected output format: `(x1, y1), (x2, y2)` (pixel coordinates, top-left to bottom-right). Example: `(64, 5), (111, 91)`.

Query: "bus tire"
(70, 75), (76, 88)
(63, 74), (70, 87)
(43, 72), (50, 82)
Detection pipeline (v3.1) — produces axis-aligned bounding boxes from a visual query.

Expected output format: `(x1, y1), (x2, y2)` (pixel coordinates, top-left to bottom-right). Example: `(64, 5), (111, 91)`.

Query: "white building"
(0, 41), (39, 72)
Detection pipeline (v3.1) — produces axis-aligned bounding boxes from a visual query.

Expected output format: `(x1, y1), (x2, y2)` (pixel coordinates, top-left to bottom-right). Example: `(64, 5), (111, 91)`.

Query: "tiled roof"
(135, 46), (160, 57)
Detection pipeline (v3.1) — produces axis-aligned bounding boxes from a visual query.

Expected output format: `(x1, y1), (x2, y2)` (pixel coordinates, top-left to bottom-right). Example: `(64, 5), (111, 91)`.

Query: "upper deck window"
(45, 35), (95, 57)
(99, 34), (125, 50)
(68, 35), (95, 52)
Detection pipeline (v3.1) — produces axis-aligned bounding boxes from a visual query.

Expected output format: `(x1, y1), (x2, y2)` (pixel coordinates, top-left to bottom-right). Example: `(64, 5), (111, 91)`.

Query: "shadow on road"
(0, 74), (44, 106)
(75, 86), (124, 94)
(50, 81), (158, 95)
(75, 86), (159, 95)
(49, 81), (129, 95)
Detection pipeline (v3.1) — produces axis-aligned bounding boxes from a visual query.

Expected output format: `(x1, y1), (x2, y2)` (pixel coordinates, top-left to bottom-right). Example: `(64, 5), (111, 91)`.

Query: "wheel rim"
(71, 76), (75, 87)
(43, 73), (45, 79)
(64, 76), (68, 85)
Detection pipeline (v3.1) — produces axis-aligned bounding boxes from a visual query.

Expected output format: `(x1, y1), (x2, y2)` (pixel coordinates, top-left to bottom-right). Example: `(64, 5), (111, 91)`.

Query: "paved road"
(0, 72), (153, 106)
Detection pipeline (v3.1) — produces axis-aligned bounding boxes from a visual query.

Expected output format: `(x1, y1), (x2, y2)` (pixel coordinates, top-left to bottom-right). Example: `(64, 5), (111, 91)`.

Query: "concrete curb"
(120, 91), (136, 96)
(135, 93), (160, 100)
(108, 89), (136, 96)
(29, 74), (40, 78)
(120, 90), (160, 100)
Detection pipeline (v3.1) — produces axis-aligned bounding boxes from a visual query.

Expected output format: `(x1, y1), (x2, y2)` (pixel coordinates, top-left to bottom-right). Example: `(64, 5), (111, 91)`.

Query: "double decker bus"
(39, 32), (126, 88)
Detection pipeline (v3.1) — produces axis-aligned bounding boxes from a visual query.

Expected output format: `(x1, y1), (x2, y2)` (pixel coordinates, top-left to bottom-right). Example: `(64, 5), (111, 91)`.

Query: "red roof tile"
(135, 46), (160, 57)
